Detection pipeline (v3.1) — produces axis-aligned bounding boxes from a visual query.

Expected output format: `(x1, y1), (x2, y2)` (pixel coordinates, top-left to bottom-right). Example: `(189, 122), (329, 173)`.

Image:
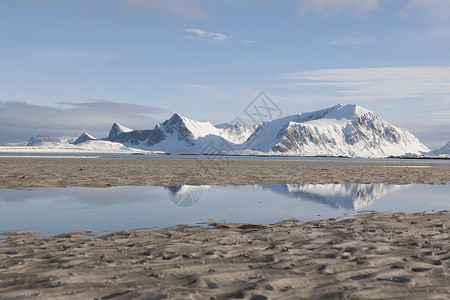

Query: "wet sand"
(1, 211), (449, 299)
(1, 157), (450, 299)
(0, 157), (449, 189)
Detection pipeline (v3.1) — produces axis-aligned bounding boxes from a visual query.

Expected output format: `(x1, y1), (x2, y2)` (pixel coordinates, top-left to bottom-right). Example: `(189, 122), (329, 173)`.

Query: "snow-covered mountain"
(5, 104), (434, 157)
(106, 123), (134, 141)
(216, 121), (257, 144)
(27, 135), (76, 146)
(1, 133), (159, 154)
(428, 141), (450, 157)
(73, 132), (96, 145)
(105, 113), (255, 154)
(242, 104), (429, 157)
(260, 183), (403, 210)
(101, 104), (429, 157)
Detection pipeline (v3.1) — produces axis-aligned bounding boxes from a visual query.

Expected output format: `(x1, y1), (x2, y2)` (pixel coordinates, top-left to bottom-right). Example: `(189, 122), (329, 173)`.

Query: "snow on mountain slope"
(27, 135), (76, 146)
(107, 123), (133, 141)
(73, 132), (96, 145)
(244, 104), (429, 157)
(107, 113), (250, 154)
(217, 121), (256, 144)
(0, 140), (157, 154)
(3, 104), (434, 157)
(2, 133), (159, 154)
(167, 113), (220, 139)
(98, 104), (431, 157)
(428, 141), (450, 157)
(261, 183), (403, 210)
(144, 113), (232, 154)
(69, 140), (151, 153)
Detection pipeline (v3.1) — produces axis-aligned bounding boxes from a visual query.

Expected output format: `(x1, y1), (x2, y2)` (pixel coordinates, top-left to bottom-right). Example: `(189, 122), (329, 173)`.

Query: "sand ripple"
(1, 211), (449, 299)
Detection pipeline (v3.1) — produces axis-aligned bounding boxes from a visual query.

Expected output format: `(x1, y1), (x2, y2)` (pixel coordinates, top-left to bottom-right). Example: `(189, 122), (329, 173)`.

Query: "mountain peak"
(246, 103), (428, 157)
(111, 123), (133, 133)
(81, 132), (95, 138)
(107, 122), (133, 141)
(162, 113), (220, 140)
(170, 113), (182, 119)
(325, 104), (372, 120)
(165, 113), (188, 126)
(73, 132), (95, 145)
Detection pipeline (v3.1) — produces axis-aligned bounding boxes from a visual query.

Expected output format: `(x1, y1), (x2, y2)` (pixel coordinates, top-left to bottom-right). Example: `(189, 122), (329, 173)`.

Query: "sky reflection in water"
(0, 184), (448, 236)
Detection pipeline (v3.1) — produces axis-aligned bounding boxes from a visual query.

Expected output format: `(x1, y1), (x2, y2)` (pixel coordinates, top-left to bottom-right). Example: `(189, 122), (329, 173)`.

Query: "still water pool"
(0, 184), (448, 236)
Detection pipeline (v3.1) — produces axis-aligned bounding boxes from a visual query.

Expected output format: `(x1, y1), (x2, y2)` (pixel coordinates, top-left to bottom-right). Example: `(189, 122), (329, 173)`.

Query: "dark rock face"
(73, 105), (428, 156)
(73, 133), (95, 145)
(244, 105), (428, 157)
(106, 123), (152, 146)
(106, 114), (195, 148)
(160, 114), (194, 145)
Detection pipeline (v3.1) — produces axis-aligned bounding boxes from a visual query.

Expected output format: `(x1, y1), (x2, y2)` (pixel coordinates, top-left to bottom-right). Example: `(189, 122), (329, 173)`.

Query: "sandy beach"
(1, 157), (450, 299)
(0, 157), (449, 189)
(0, 211), (449, 299)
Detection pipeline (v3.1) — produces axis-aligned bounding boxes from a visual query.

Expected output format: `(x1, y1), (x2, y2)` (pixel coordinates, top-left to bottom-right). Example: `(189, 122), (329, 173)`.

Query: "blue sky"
(1, 0), (450, 148)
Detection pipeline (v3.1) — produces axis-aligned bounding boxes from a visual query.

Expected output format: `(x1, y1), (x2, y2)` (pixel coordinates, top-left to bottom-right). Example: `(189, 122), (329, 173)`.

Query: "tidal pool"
(0, 184), (448, 236)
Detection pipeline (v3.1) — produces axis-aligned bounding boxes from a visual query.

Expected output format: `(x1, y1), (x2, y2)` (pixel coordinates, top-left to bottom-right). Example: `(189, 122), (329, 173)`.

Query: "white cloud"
(0, 100), (170, 145)
(183, 28), (255, 45)
(116, 0), (210, 20)
(279, 66), (450, 102)
(331, 36), (378, 46)
(296, 0), (381, 18)
(184, 28), (230, 43)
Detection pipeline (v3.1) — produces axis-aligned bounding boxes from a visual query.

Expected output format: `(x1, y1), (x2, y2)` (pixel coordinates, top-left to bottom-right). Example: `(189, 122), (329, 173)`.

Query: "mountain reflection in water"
(2, 183), (448, 236)
(165, 183), (403, 210)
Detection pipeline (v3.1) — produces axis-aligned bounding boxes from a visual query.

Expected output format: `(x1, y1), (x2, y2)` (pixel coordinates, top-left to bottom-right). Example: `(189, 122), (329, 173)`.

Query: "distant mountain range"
(6, 104), (450, 158)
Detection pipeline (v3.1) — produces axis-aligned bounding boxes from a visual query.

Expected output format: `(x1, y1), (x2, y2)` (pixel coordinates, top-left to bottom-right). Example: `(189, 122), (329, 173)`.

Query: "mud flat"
(0, 211), (449, 299)
(1, 157), (450, 189)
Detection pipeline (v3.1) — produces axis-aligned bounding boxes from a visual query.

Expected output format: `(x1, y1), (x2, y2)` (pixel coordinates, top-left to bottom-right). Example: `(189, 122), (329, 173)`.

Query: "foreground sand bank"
(1, 157), (449, 299)
(1, 157), (449, 189)
(1, 211), (449, 299)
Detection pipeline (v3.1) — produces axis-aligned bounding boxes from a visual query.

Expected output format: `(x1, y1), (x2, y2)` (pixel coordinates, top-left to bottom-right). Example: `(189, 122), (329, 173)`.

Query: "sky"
(1, 0), (450, 149)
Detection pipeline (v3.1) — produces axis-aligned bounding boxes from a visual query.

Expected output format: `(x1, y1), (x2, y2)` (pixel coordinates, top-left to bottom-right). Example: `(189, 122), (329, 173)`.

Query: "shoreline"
(0, 157), (449, 298)
(1, 211), (449, 299)
(1, 157), (450, 189)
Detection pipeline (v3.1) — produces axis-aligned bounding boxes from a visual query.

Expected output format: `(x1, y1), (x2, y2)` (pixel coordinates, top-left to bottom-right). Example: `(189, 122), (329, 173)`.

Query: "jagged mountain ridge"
(102, 113), (256, 154)
(73, 104), (430, 157)
(243, 104), (429, 157)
